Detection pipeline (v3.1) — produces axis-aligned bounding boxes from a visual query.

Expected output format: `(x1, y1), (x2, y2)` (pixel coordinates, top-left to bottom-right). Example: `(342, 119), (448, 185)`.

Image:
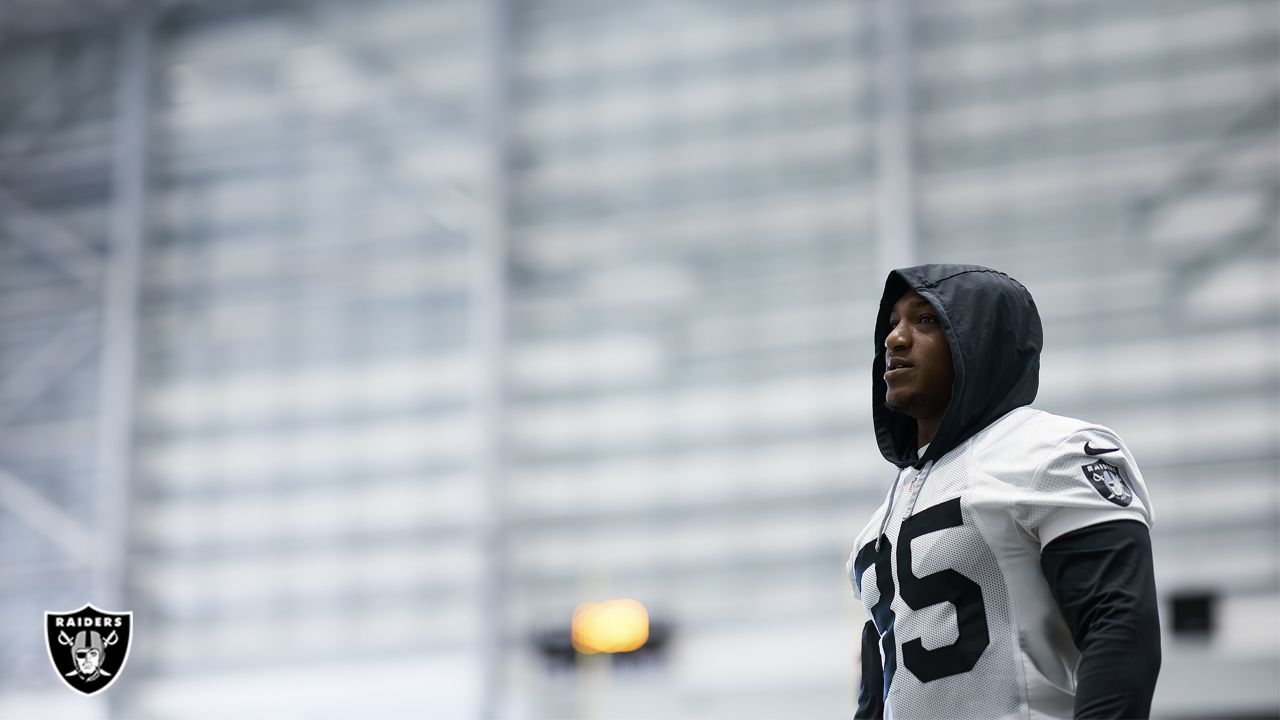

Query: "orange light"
(570, 599), (650, 654)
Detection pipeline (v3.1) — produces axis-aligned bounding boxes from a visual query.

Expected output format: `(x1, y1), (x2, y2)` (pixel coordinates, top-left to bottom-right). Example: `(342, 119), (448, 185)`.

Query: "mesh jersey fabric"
(847, 406), (1154, 720)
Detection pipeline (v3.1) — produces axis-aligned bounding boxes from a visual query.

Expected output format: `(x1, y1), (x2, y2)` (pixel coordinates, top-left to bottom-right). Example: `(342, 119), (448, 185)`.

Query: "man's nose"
(885, 320), (909, 350)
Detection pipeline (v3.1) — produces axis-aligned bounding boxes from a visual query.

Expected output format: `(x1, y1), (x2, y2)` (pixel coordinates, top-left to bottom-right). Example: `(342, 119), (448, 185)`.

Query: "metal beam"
(295, 3), (475, 134)
(0, 315), (99, 426)
(287, 4), (483, 233)
(95, 0), (152, 615)
(1132, 92), (1280, 223)
(1173, 189), (1280, 289)
(0, 185), (103, 286)
(0, 2), (122, 38)
(0, 466), (96, 565)
(476, 0), (511, 717)
(0, 43), (109, 161)
(874, 0), (917, 274)
(0, 417), (96, 455)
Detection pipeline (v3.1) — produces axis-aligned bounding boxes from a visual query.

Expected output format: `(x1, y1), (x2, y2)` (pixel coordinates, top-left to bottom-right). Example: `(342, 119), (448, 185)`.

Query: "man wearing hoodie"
(848, 265), (1161, 719)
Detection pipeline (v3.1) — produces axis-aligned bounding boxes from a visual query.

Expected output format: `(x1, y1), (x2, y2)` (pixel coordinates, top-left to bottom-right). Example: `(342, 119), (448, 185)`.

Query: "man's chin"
(884, 392), (917, 416)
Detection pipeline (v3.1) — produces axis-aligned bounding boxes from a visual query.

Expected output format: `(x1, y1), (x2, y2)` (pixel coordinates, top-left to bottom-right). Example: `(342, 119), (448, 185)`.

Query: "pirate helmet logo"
(1080, 459), (1134, 507)
(45, 604), (133, 696)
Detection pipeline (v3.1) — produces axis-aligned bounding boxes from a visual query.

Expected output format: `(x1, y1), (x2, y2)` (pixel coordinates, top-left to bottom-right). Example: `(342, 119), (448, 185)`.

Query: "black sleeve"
(1040, 519), (1161, 719)
(855, 619), (884, 719)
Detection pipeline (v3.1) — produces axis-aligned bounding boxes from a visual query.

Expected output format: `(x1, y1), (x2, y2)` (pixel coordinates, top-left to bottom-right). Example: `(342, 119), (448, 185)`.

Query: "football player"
(848, 264), (1160, 719)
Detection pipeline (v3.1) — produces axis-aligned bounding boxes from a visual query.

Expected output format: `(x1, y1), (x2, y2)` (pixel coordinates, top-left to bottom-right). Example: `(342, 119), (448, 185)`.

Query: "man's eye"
(920, 315), (938, 324)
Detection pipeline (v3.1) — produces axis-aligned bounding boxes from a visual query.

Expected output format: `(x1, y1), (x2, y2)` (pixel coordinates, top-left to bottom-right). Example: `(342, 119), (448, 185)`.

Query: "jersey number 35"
(854, 497), (991, 685)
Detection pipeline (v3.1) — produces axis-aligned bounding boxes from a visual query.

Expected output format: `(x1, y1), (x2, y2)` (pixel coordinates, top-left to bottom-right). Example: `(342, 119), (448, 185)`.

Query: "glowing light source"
(570, 599), (650, 654)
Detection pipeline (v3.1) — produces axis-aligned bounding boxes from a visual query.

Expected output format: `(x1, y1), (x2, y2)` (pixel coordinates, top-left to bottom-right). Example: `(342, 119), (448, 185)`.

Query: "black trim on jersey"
(856, 620), (885, 719)
(1041, 519), (1161, 720)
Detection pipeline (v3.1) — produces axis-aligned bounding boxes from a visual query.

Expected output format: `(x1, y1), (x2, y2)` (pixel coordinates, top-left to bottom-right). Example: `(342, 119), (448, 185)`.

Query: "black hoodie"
(861, 264), (1161, 719)
(872, 264), (1043, 468)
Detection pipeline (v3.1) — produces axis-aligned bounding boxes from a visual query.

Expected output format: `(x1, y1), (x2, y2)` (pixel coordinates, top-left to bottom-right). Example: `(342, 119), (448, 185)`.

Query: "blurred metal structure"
(0, 1), (1277, 719)
(875, 0), (917, 273)
(97, 0), (150, 615)
(474, 0), (513, 716)
(0, 10), (118, 720)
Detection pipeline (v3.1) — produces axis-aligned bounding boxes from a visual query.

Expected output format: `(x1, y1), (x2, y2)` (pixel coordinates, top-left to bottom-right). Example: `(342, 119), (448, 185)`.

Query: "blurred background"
(0, 0), (1276, 718)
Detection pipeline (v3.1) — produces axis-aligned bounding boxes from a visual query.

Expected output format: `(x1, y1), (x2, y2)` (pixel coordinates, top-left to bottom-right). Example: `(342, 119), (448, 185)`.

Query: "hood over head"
(873, 264), (1042, 468)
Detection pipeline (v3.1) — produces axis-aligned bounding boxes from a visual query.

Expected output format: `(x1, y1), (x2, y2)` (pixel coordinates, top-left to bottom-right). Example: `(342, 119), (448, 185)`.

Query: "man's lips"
(884, 367), (913, 381)
(884, 357), (914, 380)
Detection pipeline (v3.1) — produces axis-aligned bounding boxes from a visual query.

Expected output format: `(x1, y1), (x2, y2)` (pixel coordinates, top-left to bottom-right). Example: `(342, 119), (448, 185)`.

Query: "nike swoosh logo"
(1084, 442), (1120, 456)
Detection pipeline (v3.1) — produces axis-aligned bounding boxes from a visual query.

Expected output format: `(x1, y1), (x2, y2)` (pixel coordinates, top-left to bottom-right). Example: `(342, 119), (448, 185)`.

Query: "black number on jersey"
(852, 536), (896, 699)
(897, 497), (991, 681)
(854, 497), (990, 688)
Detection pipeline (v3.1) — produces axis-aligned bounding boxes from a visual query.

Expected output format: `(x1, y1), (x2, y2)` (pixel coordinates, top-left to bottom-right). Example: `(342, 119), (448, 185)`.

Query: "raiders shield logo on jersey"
(45, 604), (133, 696)
(1081, 459), (1133, 507)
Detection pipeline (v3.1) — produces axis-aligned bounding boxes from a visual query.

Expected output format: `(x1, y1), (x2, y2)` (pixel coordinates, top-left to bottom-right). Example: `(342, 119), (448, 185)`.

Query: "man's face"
(883, 289), (954, 421)
(76, 648), (101, 675)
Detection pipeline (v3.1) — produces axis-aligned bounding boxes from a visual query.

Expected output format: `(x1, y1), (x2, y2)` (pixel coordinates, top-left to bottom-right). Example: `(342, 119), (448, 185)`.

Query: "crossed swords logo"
(55, 628), (120, 681)
(45, 605), (132, 696)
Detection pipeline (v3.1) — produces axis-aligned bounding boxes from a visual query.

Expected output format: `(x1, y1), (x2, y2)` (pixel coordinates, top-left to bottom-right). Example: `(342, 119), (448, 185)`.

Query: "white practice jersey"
(847, 406), (1154, 720)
